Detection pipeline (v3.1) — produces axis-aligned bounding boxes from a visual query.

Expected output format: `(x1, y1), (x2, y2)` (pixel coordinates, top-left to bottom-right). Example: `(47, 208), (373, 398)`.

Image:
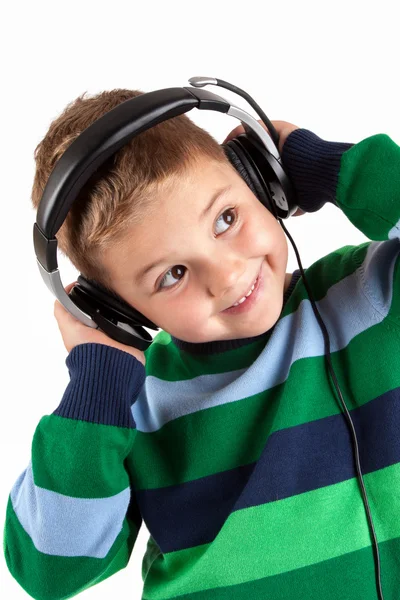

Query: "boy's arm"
(281, 128), (400, 326)
(3, 342), (145, 600)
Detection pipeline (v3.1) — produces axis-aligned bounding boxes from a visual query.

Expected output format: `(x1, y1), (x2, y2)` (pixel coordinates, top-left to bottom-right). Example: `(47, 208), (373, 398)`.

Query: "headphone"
(33, 76), (385, 599)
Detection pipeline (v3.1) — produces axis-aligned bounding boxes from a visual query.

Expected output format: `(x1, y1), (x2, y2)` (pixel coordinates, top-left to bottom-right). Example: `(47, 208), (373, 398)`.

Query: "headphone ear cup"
(72, 274), (159, 331)
(222, 139), (276, 217)
(223, 143), (260, 199)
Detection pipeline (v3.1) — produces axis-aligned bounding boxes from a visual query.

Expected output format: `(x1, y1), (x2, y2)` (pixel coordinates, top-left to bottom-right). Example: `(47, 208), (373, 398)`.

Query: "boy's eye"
(157, 207), (238, 290)
(214, 207), (236, 235)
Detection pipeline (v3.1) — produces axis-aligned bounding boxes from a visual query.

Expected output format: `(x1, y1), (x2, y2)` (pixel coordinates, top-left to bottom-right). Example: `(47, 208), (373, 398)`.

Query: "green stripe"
(389, 253), (400, 323)
(337, 134), (400, 241)
(132, 317), (400, 489)
(144, 332), (272, 380)
(142, 462), (400, 598)
(353, 241), (400, 332)
(32, 414), (135, 497)
(4, 495), (138, 600)
(144, 537), (400, 600)
(284, 243), (369, 317)
(337, 133), (400, 326)
(150, 330), (172, 345)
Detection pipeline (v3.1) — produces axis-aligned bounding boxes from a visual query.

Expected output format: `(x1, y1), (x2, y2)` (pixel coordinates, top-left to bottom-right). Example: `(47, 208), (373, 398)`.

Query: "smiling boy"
(4, 88), (400, 600)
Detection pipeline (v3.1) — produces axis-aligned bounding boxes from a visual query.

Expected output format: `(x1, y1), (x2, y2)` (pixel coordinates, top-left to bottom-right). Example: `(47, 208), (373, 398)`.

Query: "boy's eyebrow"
(135, 184), (232, 284)
(199, 184), (232, 220)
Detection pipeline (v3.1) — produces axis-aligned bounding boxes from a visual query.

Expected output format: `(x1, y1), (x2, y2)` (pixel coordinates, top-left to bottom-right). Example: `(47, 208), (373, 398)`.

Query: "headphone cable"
(280, 219), (384, 600)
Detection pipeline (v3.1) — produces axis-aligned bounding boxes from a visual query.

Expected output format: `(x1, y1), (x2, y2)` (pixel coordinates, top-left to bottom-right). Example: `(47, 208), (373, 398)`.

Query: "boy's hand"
(53, 282), (146, 366)
(223, 119), (305, 217)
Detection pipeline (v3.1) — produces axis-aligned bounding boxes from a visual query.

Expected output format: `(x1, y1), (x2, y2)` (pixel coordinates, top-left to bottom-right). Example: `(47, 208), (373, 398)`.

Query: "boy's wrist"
(281, 128), (354, 213)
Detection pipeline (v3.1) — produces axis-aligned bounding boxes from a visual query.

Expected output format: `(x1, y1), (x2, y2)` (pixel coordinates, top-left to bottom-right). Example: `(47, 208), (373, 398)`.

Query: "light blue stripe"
(133, 240), (398, 433)
(10, 461), (130, 558)
(388, 216), (400, 240)
(360, 238), (398, 311)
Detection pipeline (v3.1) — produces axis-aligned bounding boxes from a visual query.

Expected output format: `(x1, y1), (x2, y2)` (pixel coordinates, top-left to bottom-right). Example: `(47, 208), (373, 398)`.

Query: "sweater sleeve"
(3, 342), (146, 600)
(281, 128), (400, 326)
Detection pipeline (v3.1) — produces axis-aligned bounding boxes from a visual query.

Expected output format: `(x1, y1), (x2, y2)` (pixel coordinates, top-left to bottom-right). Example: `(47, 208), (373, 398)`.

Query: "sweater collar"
(171, 269), (302, 355)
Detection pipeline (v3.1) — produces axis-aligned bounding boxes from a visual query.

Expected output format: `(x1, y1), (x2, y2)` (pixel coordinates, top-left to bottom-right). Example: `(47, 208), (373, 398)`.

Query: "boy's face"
(101, 156), (291, 344)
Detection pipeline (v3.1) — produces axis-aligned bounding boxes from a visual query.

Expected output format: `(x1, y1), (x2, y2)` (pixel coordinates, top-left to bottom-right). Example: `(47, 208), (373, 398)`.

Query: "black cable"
(279, 219), (384, 600)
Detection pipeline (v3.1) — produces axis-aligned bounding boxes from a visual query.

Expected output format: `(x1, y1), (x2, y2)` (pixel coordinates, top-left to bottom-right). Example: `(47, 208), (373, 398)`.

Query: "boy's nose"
(206, 256), (246, 299)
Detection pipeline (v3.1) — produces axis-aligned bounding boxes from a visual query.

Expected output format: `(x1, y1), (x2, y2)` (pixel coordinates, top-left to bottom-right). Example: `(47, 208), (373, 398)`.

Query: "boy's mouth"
(230, 274), (259, 307)
(221, 265), (263, 314)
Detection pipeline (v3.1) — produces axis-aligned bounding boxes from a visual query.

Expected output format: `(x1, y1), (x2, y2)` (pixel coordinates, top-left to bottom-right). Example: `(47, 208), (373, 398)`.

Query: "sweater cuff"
(281, 128), (354, 213)
(53, 342), (146, 428)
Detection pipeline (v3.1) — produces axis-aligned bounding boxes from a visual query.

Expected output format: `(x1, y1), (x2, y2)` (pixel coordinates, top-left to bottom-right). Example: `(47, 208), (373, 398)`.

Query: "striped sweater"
(4, 129), (400, 600)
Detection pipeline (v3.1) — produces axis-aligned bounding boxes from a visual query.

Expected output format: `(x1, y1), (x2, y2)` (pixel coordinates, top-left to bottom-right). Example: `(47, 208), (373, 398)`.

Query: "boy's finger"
(64, 281), (78, 294)
(54, 282), (77, 312)
(54, 298), (69, 317)
(53, 282), (76, 315)
(293, 208), (306, 216)
(53, 299), (81, 328)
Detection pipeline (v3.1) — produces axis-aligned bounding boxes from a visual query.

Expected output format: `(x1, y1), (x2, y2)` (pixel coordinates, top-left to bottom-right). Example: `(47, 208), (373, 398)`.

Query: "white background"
(1, 1), (399, 598)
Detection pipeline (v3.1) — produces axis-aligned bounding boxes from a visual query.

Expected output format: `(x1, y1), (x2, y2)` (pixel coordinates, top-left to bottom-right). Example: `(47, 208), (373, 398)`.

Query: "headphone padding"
(223, 139), (271, 212)
(75, 275), (159, 330)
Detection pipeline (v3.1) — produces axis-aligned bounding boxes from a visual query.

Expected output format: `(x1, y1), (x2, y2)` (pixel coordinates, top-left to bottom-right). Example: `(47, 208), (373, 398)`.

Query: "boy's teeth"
(232, 280), (256, 306)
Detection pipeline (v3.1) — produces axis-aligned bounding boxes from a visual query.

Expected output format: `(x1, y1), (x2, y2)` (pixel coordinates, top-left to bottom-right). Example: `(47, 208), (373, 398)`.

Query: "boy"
(3, 88), (400, 600)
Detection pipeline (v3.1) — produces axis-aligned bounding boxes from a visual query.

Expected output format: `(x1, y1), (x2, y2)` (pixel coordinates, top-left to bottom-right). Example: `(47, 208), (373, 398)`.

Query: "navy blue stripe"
(53, 343), (145, 427)
(137, 386), (400, 552)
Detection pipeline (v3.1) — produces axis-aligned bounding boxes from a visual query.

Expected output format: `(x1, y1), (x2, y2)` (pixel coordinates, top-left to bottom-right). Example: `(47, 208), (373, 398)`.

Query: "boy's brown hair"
(31, 88), (230, 291)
